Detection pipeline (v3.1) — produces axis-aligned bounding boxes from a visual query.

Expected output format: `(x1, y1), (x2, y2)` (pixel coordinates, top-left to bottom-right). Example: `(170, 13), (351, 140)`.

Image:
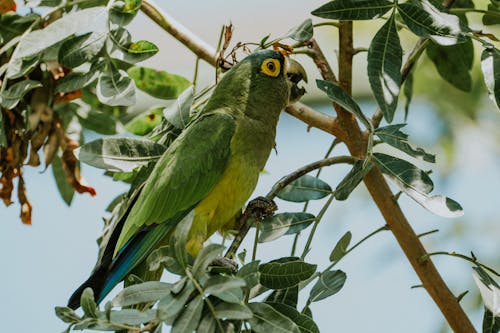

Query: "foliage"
(0, 0), (499, 332)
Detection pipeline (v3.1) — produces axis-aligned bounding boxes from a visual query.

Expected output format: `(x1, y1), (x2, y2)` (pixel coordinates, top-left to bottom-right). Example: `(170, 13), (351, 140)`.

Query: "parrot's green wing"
(115, 111), (236, 253)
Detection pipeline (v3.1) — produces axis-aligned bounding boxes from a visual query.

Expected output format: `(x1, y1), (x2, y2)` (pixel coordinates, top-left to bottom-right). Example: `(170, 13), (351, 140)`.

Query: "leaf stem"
(450, 8), (500, 19)
(421, 251), (500, 277)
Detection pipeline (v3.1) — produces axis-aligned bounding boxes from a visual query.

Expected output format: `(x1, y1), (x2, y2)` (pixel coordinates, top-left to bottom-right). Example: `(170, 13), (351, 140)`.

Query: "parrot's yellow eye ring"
(261, 59), (281, 77)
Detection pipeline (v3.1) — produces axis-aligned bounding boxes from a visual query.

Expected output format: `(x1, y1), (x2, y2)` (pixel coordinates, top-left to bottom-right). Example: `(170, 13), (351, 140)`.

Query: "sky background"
(1, 1), (500, 332)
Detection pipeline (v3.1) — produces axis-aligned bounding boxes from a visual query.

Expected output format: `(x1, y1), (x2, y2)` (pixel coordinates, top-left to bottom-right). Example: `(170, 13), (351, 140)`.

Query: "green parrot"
(68, 49), (306, 309)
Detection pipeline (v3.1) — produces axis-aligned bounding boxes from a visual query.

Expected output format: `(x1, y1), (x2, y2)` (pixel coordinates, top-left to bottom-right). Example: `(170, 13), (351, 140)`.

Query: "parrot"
(67, 49), (307, 309)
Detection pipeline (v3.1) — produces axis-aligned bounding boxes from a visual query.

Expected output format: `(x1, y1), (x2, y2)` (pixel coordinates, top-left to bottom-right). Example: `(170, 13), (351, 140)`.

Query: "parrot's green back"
(68, 50), (295, 309)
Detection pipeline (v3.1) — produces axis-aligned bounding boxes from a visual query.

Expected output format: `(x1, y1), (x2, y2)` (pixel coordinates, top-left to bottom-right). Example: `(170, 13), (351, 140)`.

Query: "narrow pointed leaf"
(111, 281), (172, 307)
(265, 286), (298, 308)
(482, 308), (500, 333)
(277, 174), (331, 202)
(76, 137), (166, 172)
(368, 13), (402, 123)
(403, 71), (414, 120)
(51, 154), (75, 205)
(309, 270), (346, 302)
(80, 288), (98, 318)
(0, 80), (42, 109)
(312, 0), (393, 20)
(329, 231), (352, 262)
(316, 79), (371, 129)
(157, 280), (194, 324)
(55, 307), (81, 324)
(237, 260), (261, 292)
(373, 153), (463, 217)
(171, 211), (194, 270)
(192, 243), (224, 277)
(375, 124), (436, 162)
(426, 39), (473, 92)
(483, 4), (500, 25)
(171, 295), (204, 333)
(259, 212), (316, 243)
(128, 66), (191, 100)
(267, 302), (320, 333)
(248, 302), (301, 333)
(397, 1), (465, 45)
(197, 314), (217, 333)
(214, 303), (253, 319)
(109, 309), (156, 325)
(58, 32), (105, 68)
(76, 109), (118, 135)
(284, 19), (313, 42)
(335, 160), (372, 200)
(56, 61), (105, 93)
(259, 257), (317, 289)
(481, 47), (500, 110)
(163, 87), (194, 129)
(204, 275), (246, 303)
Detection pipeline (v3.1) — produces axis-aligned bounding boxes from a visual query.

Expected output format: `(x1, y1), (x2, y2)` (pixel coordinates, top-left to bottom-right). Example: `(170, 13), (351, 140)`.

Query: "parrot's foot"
(209, 256), (239, 274)
(247, 196), (277, 220)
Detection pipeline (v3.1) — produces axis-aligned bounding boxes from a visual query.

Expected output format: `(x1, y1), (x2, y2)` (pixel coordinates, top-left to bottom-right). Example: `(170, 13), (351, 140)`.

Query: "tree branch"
(140, 2), (476, 331)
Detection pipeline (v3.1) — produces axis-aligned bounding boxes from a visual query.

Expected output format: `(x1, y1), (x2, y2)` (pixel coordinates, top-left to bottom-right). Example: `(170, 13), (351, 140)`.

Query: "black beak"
(285, 58), (308, 103)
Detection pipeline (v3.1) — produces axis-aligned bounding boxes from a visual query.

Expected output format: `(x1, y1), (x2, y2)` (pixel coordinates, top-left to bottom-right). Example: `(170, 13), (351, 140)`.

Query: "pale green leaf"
(329, 232), (352, 262)
(109, 309), (156, 325)
(76, 137), (166, 172)
(56, 61), (105, 93)
(277, 174), (331, 202)
(51, 154), (74, 205)
(111, 281), (172, 307)
(97, 67), (136, 106)
(309, 270), (346, 302)
(335, 160), (372, 200)
(162, 87), (194, 128)
(58, 32), (106, 68)
(171, 295), (204, 333)
(214, 303), (253, 319)
(259, 212), (315, 243)
(481, 47), (500, 111)
(284, 19), (313, 42)
(267, 302), (320, 333)
(204, 275), (246, 303)
(125, 107), (163, 135)
(375, 124), (435, 162)
(157, 280), (194, 324)
(248, 302), (301, 333)
(0, 80), (42, 109)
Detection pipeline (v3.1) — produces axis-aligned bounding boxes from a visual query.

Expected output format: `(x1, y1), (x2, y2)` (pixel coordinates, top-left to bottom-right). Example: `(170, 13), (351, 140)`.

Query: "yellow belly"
(187, 155), (259, 255)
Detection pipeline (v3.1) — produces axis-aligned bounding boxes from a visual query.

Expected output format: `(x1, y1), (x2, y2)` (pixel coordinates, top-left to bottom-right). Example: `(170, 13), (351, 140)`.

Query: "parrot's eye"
(261, 58), (281, 77)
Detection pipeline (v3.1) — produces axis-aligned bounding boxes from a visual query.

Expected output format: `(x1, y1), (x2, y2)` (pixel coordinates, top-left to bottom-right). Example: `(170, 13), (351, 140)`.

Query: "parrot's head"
(208, 49), (307, 123)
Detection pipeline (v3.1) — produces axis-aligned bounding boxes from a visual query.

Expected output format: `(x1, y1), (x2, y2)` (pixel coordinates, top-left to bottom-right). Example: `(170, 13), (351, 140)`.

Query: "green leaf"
(204, 275), (246, 303)
(0, 13), (39, 45)
(192, 243), (224, 277)
(214, 303), (253, 319)
(197, 314), (217, 333)
(7, 7), (107, 77)
(97, 66), (136, 106)
(309, 270), (346, 302)
(127, 41), (159, 62)
(481, 47), (500, 110)
(277, 174), (331, 202)
(259, 212), (316, 243)
(311, 0), (393, 20)
(248, 302), (301, 333)
(482, 308), (500, 333)
(157, 280), (194, 324)
(267, 302), (320, 333)
(316, 79), (371, 129)
(81, 288), (98, 318)
(58, 32), (106, 68)
(56, 61), (105, 93)
(397, 1), (465, 46)
(76, 137), (166, 172)
(474, 266), (500, 289)
(426, 39), (473, 92)
(373, 153), (464, 217)
(237, 260), (261, 292)
(329, 232), (352, 262)
(284, 19), (313, 42)
(403, 71), (413, 120)
(6, 54), (41, 79)
(111, 281), (172, 307)
(109, 0), (141, 26)
(76, 109), (118, 135)
(265, 286), (298, 308)
(171, 295), (204, 333)
(128, 66), (191, 100)
(368, 13), (402, 123)
(335, 160), (372, 200)
(0, 80), (42, 109)
(125, 106), (163, 135)
(55, 306), (81, 324)
(51, 154), (75, 205)
(259, 257), (317, 289)
(163, 87), (194, 128)
(483, 4), (500, 25)
(109, 309), (156, 325)
(171, 211), (195, 270)
(375, 124), (436, 162)
(146, 245), (184, 275)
